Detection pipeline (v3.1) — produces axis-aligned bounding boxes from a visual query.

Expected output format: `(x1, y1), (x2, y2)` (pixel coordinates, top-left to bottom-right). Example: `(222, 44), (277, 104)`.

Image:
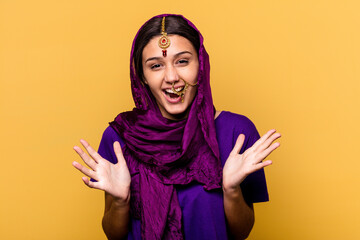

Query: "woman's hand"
(222, 129), (281, 192)
(72, 140), (131, 204)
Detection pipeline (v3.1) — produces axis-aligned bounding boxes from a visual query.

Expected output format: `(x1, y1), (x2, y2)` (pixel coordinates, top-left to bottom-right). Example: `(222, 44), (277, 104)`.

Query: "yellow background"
(1, 0), (359, 239)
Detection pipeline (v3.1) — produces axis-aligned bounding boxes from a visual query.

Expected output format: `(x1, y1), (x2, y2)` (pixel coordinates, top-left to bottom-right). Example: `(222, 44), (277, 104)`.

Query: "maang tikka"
(159, 16), (198, 102)
(158, 17), (171, 57)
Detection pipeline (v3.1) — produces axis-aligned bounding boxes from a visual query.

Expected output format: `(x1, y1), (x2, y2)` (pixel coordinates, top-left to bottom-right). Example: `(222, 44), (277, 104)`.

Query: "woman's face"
(142, 34), (199, 120)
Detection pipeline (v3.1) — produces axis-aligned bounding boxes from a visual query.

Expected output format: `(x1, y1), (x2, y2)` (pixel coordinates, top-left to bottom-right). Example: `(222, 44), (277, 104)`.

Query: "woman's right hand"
(72, 140), (131, 204)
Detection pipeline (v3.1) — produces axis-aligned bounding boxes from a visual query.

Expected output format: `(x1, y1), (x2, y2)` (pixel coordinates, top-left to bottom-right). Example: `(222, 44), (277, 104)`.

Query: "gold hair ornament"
(171, 79), (198, 102)
(158, 17), (171, 57)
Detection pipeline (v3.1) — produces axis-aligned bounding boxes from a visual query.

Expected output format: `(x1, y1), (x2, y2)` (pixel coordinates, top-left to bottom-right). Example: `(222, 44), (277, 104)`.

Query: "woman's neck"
(214, 110), (222, 120)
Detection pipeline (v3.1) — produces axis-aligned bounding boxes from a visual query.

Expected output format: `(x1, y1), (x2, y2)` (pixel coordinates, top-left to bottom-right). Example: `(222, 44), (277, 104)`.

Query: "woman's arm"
(222, 130), (281, 239)
(102, 193), (130, 240)
(223, 185), (254, 239)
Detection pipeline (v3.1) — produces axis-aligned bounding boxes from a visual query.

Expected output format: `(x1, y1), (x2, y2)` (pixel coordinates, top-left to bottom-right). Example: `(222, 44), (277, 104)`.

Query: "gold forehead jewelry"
(171, 79), (198, 102)
(158, 17), (171, 57)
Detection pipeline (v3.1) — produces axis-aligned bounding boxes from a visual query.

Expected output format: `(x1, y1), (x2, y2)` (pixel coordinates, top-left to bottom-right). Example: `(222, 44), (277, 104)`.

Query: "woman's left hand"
(222, 129), (281, 191)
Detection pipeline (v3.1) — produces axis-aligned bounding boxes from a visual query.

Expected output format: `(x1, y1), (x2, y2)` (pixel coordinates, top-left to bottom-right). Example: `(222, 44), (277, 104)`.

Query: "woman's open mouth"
(163, 86), (184, 103)
(164, 86), (184, 98)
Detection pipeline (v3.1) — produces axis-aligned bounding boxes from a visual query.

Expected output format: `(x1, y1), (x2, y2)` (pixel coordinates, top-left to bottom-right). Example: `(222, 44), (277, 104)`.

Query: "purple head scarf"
(110, 14), (222, 239)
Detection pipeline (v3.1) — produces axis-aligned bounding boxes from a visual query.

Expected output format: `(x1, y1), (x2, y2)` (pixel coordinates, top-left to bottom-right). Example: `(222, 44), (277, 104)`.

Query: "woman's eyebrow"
(144, 51), (193, 64)
(174, 51), (193, 57)
(144, 56), (161, 64)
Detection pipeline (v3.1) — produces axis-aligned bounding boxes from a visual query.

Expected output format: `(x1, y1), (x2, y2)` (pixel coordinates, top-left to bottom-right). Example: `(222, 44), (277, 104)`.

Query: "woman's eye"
(150, 64), (161, 69)
(177, 59), (189, 64)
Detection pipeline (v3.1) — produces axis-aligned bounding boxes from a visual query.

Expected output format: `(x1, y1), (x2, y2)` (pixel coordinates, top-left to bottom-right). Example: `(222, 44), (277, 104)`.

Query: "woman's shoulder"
(215, 110), (258, 134)
(100, 125), (125, 148)
(98, 125), (125, 163)
(101, 125), (119, 140)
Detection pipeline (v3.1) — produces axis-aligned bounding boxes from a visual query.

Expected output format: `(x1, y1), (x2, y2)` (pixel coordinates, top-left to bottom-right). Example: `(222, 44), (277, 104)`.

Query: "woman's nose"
(164, 65), (179, 84)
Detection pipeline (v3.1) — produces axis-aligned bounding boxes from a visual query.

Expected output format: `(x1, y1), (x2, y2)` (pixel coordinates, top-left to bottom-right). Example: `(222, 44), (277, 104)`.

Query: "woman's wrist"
(222, 173), (245, 195)
(111, 194), (131, 209)
(222, 182), (243, 200)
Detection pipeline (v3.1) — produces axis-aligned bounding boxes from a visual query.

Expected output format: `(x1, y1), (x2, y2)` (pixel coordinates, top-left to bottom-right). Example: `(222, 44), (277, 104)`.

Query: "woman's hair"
(133, 15), (200, 81)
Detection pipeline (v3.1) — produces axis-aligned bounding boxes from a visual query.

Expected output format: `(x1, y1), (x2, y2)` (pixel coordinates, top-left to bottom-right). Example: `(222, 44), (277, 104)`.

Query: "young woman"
(73, 14), (281, 240)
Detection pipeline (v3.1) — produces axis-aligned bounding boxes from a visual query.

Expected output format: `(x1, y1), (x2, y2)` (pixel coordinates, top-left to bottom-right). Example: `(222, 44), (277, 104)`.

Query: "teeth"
(165, 89), (174, 93)
(165, 86), (184, 93)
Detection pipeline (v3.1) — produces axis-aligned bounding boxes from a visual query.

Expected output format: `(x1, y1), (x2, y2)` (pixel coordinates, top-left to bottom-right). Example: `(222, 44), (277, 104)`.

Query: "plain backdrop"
(1, 0), (359, 239)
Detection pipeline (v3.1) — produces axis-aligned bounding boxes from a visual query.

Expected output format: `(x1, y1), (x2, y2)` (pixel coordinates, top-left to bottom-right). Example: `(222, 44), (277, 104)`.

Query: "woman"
(73, 14), (281, 240)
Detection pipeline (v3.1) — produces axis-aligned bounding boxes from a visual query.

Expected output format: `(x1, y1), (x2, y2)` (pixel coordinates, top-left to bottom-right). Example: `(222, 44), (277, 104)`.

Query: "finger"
(82, 177), (100, 189)
(230, 134), (245, 155)
(256, 142), (281, 163)
(251, 129), (277, 150)
(256, 132), (281, 153)
(80, 139), (102, 163)
(254, 160), (273, 171)
(72, 161), (97, 180)
(113, 141), (126, 166)
(73, 146), (97, 169)
(243, 160), (273, 176)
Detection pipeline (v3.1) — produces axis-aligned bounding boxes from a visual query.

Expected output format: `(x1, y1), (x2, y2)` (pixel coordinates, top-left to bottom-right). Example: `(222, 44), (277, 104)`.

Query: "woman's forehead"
(142, 35), (196, 60)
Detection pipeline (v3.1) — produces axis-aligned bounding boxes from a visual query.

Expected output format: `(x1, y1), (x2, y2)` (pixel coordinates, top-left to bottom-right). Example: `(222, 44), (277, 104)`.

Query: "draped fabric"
(110, 14), (222, 240)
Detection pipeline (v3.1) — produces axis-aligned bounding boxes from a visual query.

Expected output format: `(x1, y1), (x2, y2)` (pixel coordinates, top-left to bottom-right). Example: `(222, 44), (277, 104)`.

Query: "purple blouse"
(98, 111), (269, 239)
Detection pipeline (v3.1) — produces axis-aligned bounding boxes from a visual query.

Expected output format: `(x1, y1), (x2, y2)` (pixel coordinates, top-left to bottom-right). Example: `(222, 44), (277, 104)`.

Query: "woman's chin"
(161, 107), (190, 120)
